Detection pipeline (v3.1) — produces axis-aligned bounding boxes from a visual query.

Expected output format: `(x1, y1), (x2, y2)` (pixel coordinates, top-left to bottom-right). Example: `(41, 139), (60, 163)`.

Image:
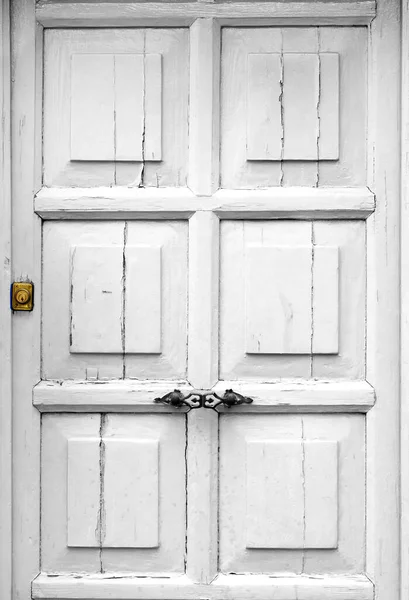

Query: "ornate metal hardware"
(203, 389), (253, 411)
(154, 389), (202, 412)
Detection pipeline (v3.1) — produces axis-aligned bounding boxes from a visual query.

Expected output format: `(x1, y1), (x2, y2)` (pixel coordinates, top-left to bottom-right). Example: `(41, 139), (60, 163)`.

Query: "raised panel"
(313, 246), (339, 353)
(282, 53), (319, 160)
(246, 53), (282, 160)
(246, 440), (338, 549)
(67, 438), (100, 548)
(114, 54), (145, 161)
(70, 54), (114, 161)
(144, 53), (162, 161)
(245, 246), (312, 354)
(244, 243), (339, 356)
(70, 245), (123, 354)
(103, 439), (159, 548)
(245, 52), (339, 162)
(70, 53), (161, 163)
(125, 246), (162, 354)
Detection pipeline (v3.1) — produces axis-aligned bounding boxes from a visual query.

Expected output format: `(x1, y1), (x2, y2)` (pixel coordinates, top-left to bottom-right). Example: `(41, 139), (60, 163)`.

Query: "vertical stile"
(186, 18), (221, 584)
(366, 1), (400, 598)
(186, 211), (219, 583)
(11, 0), (42, 596)
(188, 18), (221, 196)
(0, 1), (12, 597)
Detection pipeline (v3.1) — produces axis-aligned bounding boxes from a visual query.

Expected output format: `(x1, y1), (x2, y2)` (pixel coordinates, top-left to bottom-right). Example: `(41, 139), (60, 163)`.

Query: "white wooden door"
(10, 1), (400, 600)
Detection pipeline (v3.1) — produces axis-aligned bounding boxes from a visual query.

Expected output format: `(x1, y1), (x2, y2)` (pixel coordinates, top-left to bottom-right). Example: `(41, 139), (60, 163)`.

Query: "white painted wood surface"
(70, 245), (123, 353)
(32, 573), (373, 600)
(125, 246), (162, 354)
(35, 186), (376, 220)
(220, 220), (364, 380)
(220, 415), (364, 575)
(6, 2), (402, 599)
(35, 2), (376, 27)
(67, 438), (100, 548)
(33, 379), (375, 414)
(365, 1), (400, 599)
(11, 1), (42, 598)
(246, 53), (282, 161)
(44, 29), (188, 187)
(221, 27), (367, 189)
(188, 19), (220, 196)
(246, 440), (338, 549)
(103, 439), (159, 548)
(402, 2), (409, 597)
(0, 1), (12, 596)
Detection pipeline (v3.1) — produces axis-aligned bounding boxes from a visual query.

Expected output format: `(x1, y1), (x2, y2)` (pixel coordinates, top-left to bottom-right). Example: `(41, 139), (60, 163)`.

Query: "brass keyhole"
(11, 282), (33, 311)
(15, 289), (30, 304)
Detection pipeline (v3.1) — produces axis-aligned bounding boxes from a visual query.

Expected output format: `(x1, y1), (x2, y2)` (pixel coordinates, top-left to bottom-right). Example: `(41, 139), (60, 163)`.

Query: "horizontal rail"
(36, 2), (376, 27)
(35, 186), (375, 221)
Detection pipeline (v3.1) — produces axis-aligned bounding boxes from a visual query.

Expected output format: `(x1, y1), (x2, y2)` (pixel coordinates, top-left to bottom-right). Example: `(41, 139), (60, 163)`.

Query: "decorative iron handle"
(203, 389), (253, 411)
(154, 389), (202, 412)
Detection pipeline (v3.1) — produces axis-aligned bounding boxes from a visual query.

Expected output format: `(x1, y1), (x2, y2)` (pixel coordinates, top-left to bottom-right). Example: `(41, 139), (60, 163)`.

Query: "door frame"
(0, 0), (405, 598)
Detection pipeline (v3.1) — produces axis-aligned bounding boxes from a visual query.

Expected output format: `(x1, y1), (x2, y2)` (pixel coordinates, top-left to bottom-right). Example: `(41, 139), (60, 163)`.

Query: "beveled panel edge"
(36, 2), (376, 28)
(35, 186), (375, 220)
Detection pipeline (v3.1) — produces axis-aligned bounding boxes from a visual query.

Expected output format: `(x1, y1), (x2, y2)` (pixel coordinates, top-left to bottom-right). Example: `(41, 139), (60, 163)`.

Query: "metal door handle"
(154, 389), (202, 411)
(203, 389), (253, 411)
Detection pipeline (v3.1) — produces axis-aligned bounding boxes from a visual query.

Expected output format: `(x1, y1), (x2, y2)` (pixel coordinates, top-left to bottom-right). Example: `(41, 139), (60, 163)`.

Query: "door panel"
(220, 220), (366, 380)
(221, 27), (367, 188)
(42, 221), (188, 379)
(219, 414), (365, 575)
(41, 413), (186, 574)
(44, 28), (189, 187)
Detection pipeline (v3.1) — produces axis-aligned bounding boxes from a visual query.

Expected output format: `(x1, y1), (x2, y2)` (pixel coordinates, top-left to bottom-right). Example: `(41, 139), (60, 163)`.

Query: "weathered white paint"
(0, 1), (12, 596)
(188, 19), (220, 196)
(125, 246), (162, 354)
(11, 0), (42, 597)
(246, 440), (338, 549)
(34, 186), (375, 220)
(246, 53), (282, 161)
(70, 245), (123, 354)
(5, 3), (402, 599)
(312, 246), (339, 353)
(366, 2), (401, 600)
(245, 245), (312, 354)
(67, 438), (100, 548)
(402, 2), (409, 597)
(35, 2), (376, 27)
(33, 379), (375, 414)
(44, 29), (188, 187)
(220, 415), (364, 575)
(221, 220), (363, 380)
(103, 438), (159, 548)
(32, 573), (373, 600)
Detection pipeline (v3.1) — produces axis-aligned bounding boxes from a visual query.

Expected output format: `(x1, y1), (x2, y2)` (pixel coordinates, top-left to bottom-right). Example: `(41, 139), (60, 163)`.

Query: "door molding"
(0, 0), (12, 597)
